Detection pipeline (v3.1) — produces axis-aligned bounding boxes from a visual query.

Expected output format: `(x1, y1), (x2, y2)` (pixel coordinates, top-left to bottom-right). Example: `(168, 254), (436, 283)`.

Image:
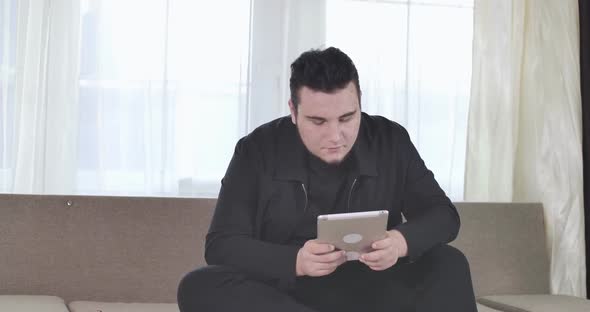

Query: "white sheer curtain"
(465, 0), (586, 297)
(324, 0), (473, 200)
(2, 0), (473, 200)
(248, 0), (326, 129)
(0, 0), (16, 185)
(1, 0), (250, 197)
(1, 0), (80, 194)
(76, 0), (250, 196)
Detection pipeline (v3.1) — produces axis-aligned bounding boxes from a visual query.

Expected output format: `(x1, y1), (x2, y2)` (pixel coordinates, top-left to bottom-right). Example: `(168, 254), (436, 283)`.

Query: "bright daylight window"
(1, 0), (473, 200)
(77, 0), (251, 196)
(326, 0), (474, 200)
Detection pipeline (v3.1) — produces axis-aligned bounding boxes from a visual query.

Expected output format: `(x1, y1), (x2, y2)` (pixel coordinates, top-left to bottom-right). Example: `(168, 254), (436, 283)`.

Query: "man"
(178, 47), (477, 311)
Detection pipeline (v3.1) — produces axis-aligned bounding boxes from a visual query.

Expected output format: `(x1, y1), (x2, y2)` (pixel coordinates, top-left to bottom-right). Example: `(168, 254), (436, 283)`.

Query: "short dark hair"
(289, 47), (361, 110)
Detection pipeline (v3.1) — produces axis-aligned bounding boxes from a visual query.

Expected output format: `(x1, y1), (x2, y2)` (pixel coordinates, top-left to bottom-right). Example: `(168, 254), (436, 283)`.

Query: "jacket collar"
(274, 113), (378, 182)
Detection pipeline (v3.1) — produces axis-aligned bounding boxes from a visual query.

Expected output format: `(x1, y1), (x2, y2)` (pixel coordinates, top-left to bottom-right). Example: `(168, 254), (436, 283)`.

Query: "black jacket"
(205, 113), (460, 288)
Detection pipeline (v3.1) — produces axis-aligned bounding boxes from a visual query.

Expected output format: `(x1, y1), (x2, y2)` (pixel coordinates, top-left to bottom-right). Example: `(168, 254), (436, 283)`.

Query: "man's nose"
(326, 122), (343, 143)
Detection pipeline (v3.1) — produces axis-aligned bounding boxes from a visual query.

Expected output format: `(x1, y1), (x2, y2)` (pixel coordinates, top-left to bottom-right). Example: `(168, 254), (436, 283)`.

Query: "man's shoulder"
(359, 113), (415, 164)
(244, 116), (293, 142)
(253, 115), (293, 134)
(361, 113), (408, 139)
(235, 116), (294, 155)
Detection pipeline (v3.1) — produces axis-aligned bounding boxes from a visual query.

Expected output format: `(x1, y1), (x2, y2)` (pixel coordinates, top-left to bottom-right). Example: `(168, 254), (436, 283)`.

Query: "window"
(76, 0), (251, 196)
(326, 0), (474, 199)
(1, 0), (473, 200)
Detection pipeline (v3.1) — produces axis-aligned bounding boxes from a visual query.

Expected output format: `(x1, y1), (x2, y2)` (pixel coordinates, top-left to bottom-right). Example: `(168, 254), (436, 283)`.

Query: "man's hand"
(359, 229), (408, 271)
(296, 240), (347, 277)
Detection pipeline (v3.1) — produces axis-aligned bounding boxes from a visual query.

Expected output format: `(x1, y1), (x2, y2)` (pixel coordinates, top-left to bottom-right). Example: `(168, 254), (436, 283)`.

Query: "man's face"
(289, 82), (361, 164)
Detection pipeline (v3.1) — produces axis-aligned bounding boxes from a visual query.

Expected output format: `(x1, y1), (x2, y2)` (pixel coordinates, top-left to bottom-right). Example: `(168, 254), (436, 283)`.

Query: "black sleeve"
(204, 137), (299, 286)
(393, 127), (460, 261)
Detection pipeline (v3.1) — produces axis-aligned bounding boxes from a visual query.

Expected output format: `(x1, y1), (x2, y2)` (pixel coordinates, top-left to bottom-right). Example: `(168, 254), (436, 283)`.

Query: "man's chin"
(319, 154), (345, 165)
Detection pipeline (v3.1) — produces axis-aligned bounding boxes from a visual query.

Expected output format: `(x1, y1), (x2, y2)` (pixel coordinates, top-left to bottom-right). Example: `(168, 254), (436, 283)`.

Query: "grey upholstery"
(478, 294), (590, 312)
(476, 303), (506, 312)
(0, 194), (587, 312)
(0, 296), (69, 312)
(68, 301), (179, 312)
(0, 194), (215, 303)
(451, 202), (551, 297)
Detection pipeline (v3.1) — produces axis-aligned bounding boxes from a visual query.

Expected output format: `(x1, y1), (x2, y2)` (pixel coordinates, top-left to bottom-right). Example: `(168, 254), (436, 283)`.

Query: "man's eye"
(312, 120), (325, 125)
(340, 116), (352, 123)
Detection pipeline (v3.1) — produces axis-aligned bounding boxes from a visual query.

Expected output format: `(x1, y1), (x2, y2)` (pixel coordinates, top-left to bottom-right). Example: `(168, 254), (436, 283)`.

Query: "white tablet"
(317, 210), (389, 261)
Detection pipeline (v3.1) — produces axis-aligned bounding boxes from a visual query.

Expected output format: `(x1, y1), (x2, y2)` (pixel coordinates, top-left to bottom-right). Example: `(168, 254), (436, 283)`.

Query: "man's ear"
(288, 100), (297, 125)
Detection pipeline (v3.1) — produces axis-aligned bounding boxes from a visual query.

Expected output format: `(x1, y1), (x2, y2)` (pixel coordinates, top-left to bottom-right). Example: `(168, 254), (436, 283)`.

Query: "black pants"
(177, 245), (477, 312)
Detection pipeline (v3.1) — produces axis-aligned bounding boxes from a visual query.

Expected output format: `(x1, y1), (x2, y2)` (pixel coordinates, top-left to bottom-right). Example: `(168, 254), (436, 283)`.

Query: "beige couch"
(0, 194), (588, 312)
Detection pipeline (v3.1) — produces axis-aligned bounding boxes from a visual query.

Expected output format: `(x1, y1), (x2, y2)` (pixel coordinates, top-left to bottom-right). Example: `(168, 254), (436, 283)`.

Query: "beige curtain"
(465, 0), (586, 297)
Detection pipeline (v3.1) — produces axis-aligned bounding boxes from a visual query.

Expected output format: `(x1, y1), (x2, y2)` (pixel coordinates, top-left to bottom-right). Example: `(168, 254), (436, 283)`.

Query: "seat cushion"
(478, 294), (590, 312)
(477, 303), (504, 312)
(0, 295), (69, 312)
(69, 301), (179, 312)
(69, 301), (499, 312)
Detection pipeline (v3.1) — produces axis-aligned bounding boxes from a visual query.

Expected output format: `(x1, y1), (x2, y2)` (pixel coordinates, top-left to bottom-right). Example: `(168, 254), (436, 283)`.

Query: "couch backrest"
(0, 194), (215, 303)
(0, 195), (550, 302)
(451, 202), (550, 296)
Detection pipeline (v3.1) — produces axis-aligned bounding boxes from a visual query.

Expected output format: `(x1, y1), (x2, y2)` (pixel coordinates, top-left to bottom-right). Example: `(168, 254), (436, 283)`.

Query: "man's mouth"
(326, 146), (343, 152)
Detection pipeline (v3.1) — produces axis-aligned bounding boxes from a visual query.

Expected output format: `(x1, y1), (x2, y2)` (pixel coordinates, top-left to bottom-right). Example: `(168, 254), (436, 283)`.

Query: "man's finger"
(360, 258), (381, 266)
(368, 265), (388, 271)
(361, 249), (388, 262)
(307, 241), (335, 254)
(371, 236), (393, 250)
(311, 260), (343, 273)
(308, 250), (345, 263)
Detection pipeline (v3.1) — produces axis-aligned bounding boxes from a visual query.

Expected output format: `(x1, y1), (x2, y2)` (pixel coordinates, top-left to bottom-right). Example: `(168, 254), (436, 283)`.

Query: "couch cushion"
(69, 301), (179, 312)
(0, 295), (69, 312)
(477, 303), (504, 312)
(69, 301), (497, 312)
(478, 294), (590, 312)
(69, 301), (499, 312)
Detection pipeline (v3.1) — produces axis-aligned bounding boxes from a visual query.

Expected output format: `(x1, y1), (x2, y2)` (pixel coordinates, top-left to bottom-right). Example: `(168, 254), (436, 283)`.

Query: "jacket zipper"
(301, 183), (308, 213)
(347, 178), (358, 212)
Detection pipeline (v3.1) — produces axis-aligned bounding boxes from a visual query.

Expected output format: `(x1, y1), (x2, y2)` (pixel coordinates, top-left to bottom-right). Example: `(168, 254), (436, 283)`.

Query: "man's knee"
(413, 245), (477, 311)
(177, 265), (240, 310)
